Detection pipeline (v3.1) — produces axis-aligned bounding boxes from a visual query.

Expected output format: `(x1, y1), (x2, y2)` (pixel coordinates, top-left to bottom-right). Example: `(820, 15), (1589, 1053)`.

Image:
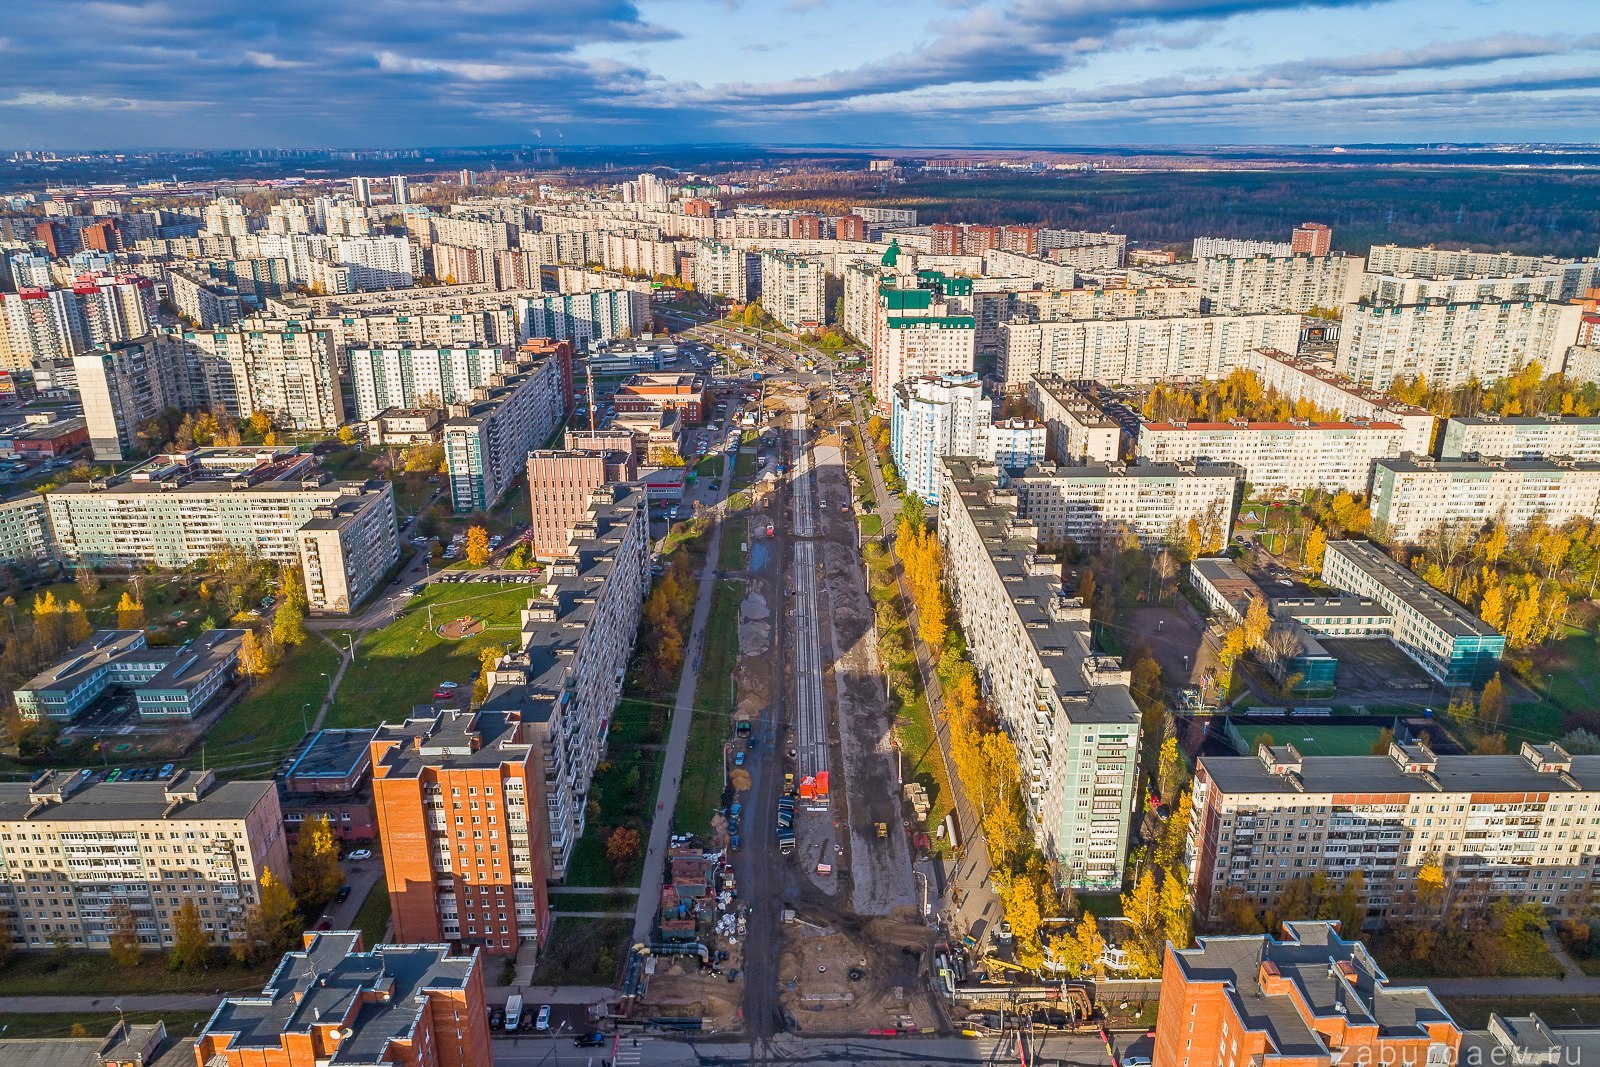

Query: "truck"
(503, 993), (523, 1032)
(777, 830), (796, 855)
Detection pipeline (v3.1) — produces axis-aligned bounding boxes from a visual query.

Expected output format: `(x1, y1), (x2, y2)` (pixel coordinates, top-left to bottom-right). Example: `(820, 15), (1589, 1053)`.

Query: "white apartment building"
(1136, 418), (1407, 496)
(0, 768), (288, 950)
(1013, 284), (1203, 322)
(173, 322), (344, 431)
(692, 240), (754, 301)
(1241, 348), (1439, 456)
(332, 236), (414, 289)
(986, 418), (1048, 471)
(201, 197), (251, 238)
(347, 346), (507, 421)
(0, 495), (53, 567)
(1439, 414), (1600, 461)
(1192, 236), (1292, 259)
(841, 261), (885, 344)
(871, 275), (977, 411)
(482, 483), (650, 878)
(168, 269), (244, 328)
(266, 199), (314, 235)
(1029, 373), (1123, 465)
(1186, 740), (1600, 923)
(1362, 272), (1566, 305)
(1012, 461), (1239, 549)
(0, 278), (157, 365)
(758, 250), (826, 330)
(938, 458), (1140, 890)
(1365, 245), (1600, 299)
(443, 356), (568, 514)
(1196, 253), (1365, 314)
(998, 313), (1301, 387)
(74, 338), (181, 461)
(1370, 454), (1600, 542)
(889, 372), (992, 503)
(1337, 299), (1585, 389)
(981, 248), (1076, 288)
(45, 462), (399, 614)
(518, 289), (648, 351)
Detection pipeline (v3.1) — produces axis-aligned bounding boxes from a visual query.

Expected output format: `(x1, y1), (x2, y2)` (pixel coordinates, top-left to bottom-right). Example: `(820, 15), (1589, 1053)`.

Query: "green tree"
(108, 902), (143, 968)
(168, 900), (210, 972)
(271, 600), (307, 648)
(290, 815), (344, 912)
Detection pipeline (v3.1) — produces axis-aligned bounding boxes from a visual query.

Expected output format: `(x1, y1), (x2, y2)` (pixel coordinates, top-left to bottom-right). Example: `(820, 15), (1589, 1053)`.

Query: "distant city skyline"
(3, 0), (1600, 149)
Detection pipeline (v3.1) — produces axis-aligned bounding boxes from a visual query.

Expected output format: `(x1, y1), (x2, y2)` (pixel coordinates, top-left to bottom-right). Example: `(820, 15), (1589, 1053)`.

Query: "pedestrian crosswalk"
(610, 1037), (647, 1065)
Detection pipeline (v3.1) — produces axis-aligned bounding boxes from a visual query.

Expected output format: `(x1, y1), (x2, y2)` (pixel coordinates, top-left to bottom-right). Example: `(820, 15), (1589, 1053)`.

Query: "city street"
(486, 1031), (1119, 1066)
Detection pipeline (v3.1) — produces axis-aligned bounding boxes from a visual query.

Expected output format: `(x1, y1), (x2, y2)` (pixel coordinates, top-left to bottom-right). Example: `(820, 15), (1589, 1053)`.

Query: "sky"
(2, 0), (1599, 149)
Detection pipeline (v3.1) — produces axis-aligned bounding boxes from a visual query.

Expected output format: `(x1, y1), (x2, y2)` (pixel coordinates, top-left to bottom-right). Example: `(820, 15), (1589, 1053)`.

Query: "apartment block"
(197, 931), (491, 1067)
(1187, 739), (1600, 925)
(692, 239), (755, 301)
(15, 627), (244, 723)
(1014, 283), (1203, 322)
(0, 768), (287, 950)
(526, 449), (634, 559)
(999, 313), (1301, 387)
(1137, 419), (1406, 496)
(870, 274), (977, 411)
(1362, 272), (1566, 305)
(1291, 222), (1333, 255)
(1196, 253), (1364, 314)
(986, 419), (1047, 472)
(890, 372), (992, 503)
(0, 494), (54, 566)
(1321, 539), (1504, 684)
(1337, 299), (1584, 390)
(1192, 236), (1292, 259)
(938, 458), (1140, 889)
(1241, 348), (1438, 456)
(370, 709), (550, 957)
(1010, 461), (1239, 550)
(73, 337), (181, 461)
(174, 321), (344, 431)
(347, 345), (507, 422)
(443, 355), (569, 514)
(45, 452), (398, 614)
(168, 268), (244, 327)
(1371, 454), (1600, 543)
(1029, 374), (1123, 465)
(758, 250), (826, 330)
(518, 289), (648, 350)
(1365, 245), (1600, 299)
(480, 483), (650, 878)
(1440, 413), (1600, 461)
(1154, 920), (1459, 1067)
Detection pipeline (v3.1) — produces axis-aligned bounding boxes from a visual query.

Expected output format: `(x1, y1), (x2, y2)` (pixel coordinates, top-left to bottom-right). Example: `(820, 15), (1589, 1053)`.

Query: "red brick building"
(836, 214), (867, 242)
(526, 449), (634, 559)
(1291, 223), (1333, 256)
(788, 214), (821, 240)
(279, 728), (379, 844)
(370, 709), (550, 958)
(613, 371), (710, 423)
(194, 930), (491, 1067)
(1154, 921), (1460, 1067)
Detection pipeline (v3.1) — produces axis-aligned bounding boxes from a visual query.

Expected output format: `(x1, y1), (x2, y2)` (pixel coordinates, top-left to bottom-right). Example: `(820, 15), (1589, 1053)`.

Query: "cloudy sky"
(3, 0), (1599, 148)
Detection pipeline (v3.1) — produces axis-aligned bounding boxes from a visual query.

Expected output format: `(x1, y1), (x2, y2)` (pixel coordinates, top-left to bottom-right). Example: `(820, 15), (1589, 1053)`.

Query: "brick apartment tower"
(1291, 222), (1333, 256)
(526, 449), (633, 559)
(370, 709), (551, 958)
(836, 214), (867, 242)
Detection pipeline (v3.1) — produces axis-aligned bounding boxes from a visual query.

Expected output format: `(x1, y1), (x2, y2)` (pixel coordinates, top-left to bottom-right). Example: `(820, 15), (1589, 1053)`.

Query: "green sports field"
(1230, 721), (1385, 757)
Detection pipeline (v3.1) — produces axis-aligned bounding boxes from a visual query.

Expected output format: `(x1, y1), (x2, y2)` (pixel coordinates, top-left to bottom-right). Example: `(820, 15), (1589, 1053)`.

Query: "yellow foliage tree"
(1304, 525), (1328, 574)
(465, 526), (491, 567)
(116, 591), (145, 629)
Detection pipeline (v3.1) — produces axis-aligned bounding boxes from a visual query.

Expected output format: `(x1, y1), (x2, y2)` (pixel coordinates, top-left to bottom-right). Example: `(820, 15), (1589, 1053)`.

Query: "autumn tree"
(290, 815), (344, 911)
(108, 902), (143, 968)
(272, 599), (307, 648)
(116, 591), (145, 630)
(1479, 674), (1507, 728)
(606, 826), (642, 873)
(1120, 869), (1167, 977)
(64, 600), (92, 645)
(472, 645), (505, 705)
(465, 525), (491, 567)
(1157, 737), (1188, 799)
(237, 868), (299, 964)
(996, 854), (1057, 970)
(1303, 526), (1328, 573)
(238, 629), (274, 680)
(168, 899), (210, 971)
(337, 424), (356, 445)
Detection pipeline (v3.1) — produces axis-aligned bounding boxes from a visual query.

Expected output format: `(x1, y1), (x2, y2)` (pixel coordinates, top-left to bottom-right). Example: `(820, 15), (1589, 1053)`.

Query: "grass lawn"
(858, 513), (883, 537)
(549, 891), (635, 912)
(674, 580), (743, 837)
(0, 1010), (214, 1041)
(719, 517), (747, 571)
(0, 950), (274, 997)
(734, 451), (757, 477)
(531, 917), (631, 985)
(1441, 996), (1600, 1028)
(354, 882), (392, 947)
(322, 582), (530, 730)
(1230, 722), (1385, 757)
(198, 638), (343, 773)
(695, 455), (725, 479)
(560, 695), (666, 887)
(894, 691), (955, 836)
(1535, 625), (1600, 731)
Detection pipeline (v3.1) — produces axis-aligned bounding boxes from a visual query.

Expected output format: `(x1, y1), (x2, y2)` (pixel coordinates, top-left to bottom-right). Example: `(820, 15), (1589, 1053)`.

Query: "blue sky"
(3, 0), (1598, 148)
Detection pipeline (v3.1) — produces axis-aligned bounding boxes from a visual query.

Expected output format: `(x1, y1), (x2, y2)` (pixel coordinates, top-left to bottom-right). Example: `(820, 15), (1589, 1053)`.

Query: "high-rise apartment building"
(347, 346), (507, 421)
(370, 709), (550, 957)
(999, 313), (1301, 387)
(870, 274), (977, 411)
(1010, 461), (1239, 549)
(518, 289), (648, 350)
(1154, 920), (1460, 1067)
(1192, 236), (1292, 259)
(1336, 299), (1584, 389)
(525, 449), (634, 559)
(1370, 454), (1600, 542)
(1136, 419), (1406, 495)
(889, 372), (992, 503)
(481, 483), (650, 878)
(73, 337), (179, 460)
(836, 214), (867, 242)
(1290, 221), (1333, 255)
(938, 458), (1140, 890)
(758, 250), (826, 330)
(692, 239), (755, 301)
(350, 176), (373, 206)
(1029, 374), (1124, 465)
(173, 321), (344, 431)
(1187, 739), (1600, 924)
(0, 768), (287, 950)
(1241, 349), (1438, 456)
(1195, 253), (1363, 314)
(443, 354), (569, 514)
(1439, 414), (1600, 461)
(168, 268), (244, 328)
(197, 931), (491, 1067)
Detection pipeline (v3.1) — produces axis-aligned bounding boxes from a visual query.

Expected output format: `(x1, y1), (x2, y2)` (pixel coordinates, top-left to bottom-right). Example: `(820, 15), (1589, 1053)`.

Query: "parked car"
(535, 1005), (552, 1032)
(733, 751), (746, 767)
(575, 1031), (607, 1048)
(315, 918), (333, 931)
(490, 1008), (506, 1030)
(348, 849), (373, 861)
(335, 885), (352, 903)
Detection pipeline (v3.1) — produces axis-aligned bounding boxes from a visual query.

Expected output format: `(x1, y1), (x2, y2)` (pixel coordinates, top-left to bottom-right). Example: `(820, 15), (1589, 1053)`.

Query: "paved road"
(488, 1031), (1117, 1066)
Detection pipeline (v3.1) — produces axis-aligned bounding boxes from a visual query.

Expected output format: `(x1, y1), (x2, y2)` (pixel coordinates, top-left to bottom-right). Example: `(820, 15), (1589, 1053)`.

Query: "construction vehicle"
(784, 772), (795, 795)
(875, 822), (888, 839)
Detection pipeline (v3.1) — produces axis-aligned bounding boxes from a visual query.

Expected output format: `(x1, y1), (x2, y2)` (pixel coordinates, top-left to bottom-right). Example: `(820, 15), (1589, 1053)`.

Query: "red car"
(316, 918), (333, 931)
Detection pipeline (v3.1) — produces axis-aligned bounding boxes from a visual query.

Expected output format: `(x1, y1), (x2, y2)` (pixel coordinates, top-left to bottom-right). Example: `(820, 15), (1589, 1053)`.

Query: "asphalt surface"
(487, 1031), (1121, 1066)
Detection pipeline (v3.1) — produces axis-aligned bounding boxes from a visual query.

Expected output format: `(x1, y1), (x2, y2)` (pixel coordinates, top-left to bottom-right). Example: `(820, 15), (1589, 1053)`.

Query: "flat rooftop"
(0, 772), (273, 823)
(286, 728), (377, 782)
(1325, 540), (1498, 639)
(1199, 752), (1600, 796)
(18, 629), (145, 694)
(1377, 454), (1600, 475)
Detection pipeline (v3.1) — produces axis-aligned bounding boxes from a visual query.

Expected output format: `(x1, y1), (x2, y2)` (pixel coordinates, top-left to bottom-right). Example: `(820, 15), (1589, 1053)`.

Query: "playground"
(438, 614), (485, 640)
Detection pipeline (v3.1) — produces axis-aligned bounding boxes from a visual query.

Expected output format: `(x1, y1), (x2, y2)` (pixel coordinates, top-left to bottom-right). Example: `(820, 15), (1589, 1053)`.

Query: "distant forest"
(811, 170), (1600, 258)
